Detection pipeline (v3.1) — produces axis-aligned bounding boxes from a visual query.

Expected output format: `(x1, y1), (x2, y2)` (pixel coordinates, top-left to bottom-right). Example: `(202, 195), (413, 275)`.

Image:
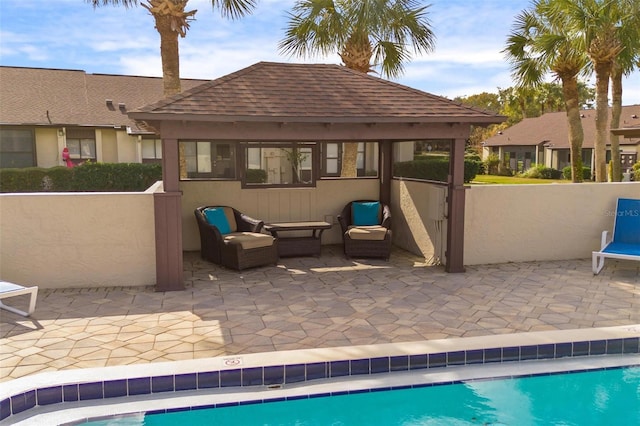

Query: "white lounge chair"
(592, 198), (640, 275)
(0, 281), (38, 317)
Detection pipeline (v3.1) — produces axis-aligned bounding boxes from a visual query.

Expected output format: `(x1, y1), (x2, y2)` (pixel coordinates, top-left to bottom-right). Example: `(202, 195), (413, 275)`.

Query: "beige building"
(0, 66), (208, 169)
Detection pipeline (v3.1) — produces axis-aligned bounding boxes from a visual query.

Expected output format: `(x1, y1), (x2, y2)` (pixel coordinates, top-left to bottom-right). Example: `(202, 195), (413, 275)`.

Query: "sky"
(1, 0), (639, 105)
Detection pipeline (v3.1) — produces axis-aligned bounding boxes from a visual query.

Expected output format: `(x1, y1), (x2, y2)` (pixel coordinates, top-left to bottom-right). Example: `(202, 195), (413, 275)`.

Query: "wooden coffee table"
(263, 221), (332, 257)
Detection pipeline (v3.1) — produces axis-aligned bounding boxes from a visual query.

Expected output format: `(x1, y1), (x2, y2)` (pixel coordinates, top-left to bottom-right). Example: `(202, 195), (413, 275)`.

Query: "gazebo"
(129, 62), (504, 291)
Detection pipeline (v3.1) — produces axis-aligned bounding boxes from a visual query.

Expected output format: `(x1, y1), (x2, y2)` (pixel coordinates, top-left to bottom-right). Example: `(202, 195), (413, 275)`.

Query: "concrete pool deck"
(1, 245), (639, 382)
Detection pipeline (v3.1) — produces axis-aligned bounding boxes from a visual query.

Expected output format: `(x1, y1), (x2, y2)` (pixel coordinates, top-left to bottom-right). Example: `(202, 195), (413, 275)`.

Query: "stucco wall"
(464, 182), (640, 265)
(116, 131), (138, 163)
(0, 191), (156, 289)
(180, 179), (380, 250)
(391, 179), (447, 265)
(35, 128), (59, 168)
(98, 129), (118, 163)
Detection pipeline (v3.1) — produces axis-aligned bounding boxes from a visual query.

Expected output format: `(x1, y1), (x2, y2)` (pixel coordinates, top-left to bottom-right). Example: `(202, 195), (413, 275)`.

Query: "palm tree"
(504, 1), (589, 182)
(550, 0), (629, 182)
(608, 1), (640, 180)
(279, 0), (435, 177)
(88, 0), (257, 97)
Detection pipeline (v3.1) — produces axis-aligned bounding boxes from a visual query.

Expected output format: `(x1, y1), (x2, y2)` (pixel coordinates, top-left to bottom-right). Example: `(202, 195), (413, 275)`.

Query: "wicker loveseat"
(194, 206), (278, 271)
(337, 200), (392, 260)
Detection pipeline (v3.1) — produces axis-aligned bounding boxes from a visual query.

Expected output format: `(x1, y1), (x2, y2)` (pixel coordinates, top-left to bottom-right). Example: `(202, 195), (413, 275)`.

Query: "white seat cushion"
(224, 232), (275, 250)
(347, 225), (388, 241)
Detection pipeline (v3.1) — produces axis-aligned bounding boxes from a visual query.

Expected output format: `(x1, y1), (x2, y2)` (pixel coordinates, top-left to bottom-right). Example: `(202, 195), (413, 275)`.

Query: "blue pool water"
(81, 366), (640, 426)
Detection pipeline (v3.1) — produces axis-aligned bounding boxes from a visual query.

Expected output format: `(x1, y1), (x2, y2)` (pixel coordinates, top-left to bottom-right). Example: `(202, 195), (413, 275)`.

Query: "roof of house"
(131, 62), (505, 124)
(483, 105), (640, 149)
(0, 66), (208, 133)
(611, 125), (640, 138)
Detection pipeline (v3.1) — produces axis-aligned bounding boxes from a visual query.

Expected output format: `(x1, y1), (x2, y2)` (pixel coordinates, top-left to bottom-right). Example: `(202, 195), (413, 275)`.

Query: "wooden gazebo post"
(153, 137), (185, 291)
(445, 137), (467, 272)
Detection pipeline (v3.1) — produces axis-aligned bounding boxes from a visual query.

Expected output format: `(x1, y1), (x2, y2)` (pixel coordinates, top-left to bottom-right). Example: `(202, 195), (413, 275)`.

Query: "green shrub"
(562, 166), (591, 181)
(540, 167), (562, 179)
(633, 161), (640, 181)
(497, 166), (514, 176)
(519, 164), (559, 179)
(521, 164), (545, 179)
(394, 157), (481, 183)
(0, 162), (162, 193)
(483, 154), (500, 175)
(245, 168), (267, 183)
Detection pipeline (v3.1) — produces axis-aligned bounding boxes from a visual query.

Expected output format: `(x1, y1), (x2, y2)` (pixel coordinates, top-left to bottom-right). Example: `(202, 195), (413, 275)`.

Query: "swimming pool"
(78, 365), (640, 425)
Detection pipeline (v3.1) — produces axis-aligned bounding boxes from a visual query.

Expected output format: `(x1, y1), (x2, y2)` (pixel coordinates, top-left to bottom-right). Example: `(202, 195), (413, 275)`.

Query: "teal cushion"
(204, 208), (231, 234)
(352, 201), (380, 226)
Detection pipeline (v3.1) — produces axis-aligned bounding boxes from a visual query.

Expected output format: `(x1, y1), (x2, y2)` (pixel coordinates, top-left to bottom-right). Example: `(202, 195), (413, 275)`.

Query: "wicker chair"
(194, 206), (278, 271)
(337, 200), (392, 260)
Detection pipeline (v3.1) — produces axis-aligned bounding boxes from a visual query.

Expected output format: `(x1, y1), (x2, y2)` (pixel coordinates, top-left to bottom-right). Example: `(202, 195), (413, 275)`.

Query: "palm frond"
(213, 0), (258, 19)
(279, 0), (435, 78)
(279, 0), (347, 58)
(86, 0), (139, 8)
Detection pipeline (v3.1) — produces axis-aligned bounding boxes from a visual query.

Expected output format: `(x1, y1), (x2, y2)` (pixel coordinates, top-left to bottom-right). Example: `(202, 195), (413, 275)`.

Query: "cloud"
(120, 55), (162, 78)
(0, 32), (51, 61)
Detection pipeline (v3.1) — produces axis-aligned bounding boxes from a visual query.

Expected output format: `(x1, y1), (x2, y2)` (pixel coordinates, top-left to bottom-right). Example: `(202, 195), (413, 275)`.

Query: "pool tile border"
(2, 336), (639, 423)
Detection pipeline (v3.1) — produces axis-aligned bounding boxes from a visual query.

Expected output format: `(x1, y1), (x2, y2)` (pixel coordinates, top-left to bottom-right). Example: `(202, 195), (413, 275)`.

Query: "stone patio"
(1, 246), (639, 382)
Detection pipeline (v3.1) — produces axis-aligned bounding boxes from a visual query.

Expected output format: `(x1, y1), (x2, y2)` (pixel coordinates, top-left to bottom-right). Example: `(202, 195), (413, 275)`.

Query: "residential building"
(482, 105), (640, 175)
(0, 66), (208, 168)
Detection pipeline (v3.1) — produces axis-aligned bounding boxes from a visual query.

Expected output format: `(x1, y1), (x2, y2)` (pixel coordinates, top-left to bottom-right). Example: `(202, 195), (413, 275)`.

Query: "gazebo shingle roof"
(133, 62), (503, 124)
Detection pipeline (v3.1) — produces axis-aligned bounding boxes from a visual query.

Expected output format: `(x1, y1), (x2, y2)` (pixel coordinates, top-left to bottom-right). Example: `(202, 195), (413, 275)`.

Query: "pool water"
(81, 366), (640, 426)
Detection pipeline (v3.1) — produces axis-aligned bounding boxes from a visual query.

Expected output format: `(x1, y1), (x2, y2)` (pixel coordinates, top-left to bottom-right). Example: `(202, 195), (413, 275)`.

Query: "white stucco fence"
(0, 180), (637, 289)
(464, 182), (640, 265)
(0, 184), (158, 289)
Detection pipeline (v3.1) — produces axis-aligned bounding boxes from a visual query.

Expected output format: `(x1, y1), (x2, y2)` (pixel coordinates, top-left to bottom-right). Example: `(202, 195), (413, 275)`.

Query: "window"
(66, 128), (96, 164)
(142, 138), (162, 163)
(393, 140), (452, 182)
(180, 141), (235, 179)
(244, 142), (315, 186)
(0, 128), (35, 168)
(324, 143), (340, 175)
(320, 142), (378, 177)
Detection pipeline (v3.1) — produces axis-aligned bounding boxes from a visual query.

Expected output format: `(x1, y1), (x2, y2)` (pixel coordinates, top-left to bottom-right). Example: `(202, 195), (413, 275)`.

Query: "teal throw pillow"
(204, 208), (232, 234)
(352, 201), (380, 226)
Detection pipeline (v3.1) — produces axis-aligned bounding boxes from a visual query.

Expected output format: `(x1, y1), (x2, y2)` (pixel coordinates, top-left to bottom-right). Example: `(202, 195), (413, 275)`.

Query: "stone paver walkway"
(1, 246), (639, 382)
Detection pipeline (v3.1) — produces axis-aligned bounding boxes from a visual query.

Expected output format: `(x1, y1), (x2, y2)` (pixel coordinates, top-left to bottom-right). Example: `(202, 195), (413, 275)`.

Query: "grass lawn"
(471, 175), (568, 185)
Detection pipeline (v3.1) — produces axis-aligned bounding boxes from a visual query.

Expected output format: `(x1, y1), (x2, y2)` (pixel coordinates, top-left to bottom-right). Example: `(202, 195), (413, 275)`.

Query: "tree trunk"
(339, 33), (371, 177)
(560, 76), (584, 183)
(153, 13), (184, 177)
(610, 62), (623, 182)
(340, 143), (359, 177)
(593, 61), (612, 182)
(340, 33), (373, 74)
(155, 14), (182, 97)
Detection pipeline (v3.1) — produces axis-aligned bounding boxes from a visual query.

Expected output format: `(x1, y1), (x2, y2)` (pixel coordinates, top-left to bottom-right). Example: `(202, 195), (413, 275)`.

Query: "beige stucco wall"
(116, 131), (139, 163)
(35, 128), (60, 168)
(180, 179), (380, 250)
(464, 182), (640, 265)
(391, 179), (447, 265)
(98, 129), (117, 163)
(0, 191), (156, 289)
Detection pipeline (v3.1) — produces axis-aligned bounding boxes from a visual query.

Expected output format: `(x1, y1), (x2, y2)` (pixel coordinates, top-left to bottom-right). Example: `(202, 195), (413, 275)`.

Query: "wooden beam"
(445, 137), (466, 273)
(155, 137), (184, 291)
(379, 141), (392, 205)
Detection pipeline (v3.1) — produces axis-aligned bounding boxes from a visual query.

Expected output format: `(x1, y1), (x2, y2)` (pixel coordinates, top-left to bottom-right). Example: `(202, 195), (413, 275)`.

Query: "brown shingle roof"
(0, 66), (208, 132)
(132, 62), (504, 124)
(483, 105), (640, 148)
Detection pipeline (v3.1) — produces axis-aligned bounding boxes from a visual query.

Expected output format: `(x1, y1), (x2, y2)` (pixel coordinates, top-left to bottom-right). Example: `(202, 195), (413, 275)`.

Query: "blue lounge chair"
(592, 198), (640, 274)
